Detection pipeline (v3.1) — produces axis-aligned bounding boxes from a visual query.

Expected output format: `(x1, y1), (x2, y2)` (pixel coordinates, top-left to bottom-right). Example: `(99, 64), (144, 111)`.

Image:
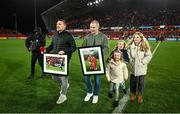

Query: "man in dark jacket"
(45, 19), (76, 104)
(25, 27), (46, 79)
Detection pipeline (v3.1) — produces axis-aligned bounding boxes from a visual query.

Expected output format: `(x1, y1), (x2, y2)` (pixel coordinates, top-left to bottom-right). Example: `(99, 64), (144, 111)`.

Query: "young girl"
(127, 32), (152, 104)
(106, 51), (128, 107)
(108, 40), (129, 63)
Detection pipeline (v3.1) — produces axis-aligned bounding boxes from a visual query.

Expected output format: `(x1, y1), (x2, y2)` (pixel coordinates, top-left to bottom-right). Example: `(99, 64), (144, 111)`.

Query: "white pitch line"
(152, 41), (161, 56)
(112, 41), (161, 113)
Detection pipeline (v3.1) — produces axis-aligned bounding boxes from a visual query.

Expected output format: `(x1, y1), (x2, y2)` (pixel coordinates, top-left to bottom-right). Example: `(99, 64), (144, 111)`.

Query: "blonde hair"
(126, 32), (151, 52)
(115, 40), (126, 50)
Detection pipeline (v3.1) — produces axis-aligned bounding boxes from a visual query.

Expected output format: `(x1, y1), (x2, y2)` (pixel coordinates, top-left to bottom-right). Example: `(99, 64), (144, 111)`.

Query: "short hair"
(90, 20), (100, 28)
(57, 19), (66, 26)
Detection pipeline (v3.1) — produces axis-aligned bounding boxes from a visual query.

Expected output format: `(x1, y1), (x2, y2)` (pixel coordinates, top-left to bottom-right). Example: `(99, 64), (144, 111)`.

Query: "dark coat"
(25, 33), (46, 53)
(46, 30), (76, 61)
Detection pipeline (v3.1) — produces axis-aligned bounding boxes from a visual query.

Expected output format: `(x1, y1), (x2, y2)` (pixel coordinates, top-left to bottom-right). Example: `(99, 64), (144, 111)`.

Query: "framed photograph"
(78, 46), (105, 75)
(43, 54), (68, 75)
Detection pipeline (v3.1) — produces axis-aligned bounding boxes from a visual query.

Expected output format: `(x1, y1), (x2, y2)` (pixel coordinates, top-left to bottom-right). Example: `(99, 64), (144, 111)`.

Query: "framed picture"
(78, 46), (105, 75)
(43, 54), (68, 75)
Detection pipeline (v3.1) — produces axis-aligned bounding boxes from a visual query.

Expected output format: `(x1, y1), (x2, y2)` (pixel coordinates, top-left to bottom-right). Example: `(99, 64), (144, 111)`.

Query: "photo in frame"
(43, 54), (68, 75)
(78, 46), (105, 75)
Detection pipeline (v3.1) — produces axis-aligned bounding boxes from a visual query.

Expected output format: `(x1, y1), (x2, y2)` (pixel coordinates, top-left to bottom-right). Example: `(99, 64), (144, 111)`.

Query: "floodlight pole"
(12, 13), (18, 34)
(34, 0), (37, 28)
(14, 13), (18, 34)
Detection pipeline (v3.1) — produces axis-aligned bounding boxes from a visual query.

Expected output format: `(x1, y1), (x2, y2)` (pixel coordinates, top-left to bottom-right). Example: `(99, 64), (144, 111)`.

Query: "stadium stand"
(41, 0), (180, 41)
(0, 28), (27, 39)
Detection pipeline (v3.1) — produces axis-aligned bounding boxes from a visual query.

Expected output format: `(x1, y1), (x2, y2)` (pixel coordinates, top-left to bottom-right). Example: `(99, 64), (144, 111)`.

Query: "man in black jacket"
(46, 19), (76, 104)
(25, 27), (46, 79)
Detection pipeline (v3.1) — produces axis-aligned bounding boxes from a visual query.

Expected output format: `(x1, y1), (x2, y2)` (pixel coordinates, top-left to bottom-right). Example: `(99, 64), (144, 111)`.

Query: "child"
(106, 51), (128, 107)
(108, 40), (129, 63)
(127, 32), (152, 104)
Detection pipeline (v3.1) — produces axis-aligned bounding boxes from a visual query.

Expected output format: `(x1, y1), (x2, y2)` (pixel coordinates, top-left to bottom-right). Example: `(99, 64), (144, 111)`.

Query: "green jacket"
(82, 32), (109, 60)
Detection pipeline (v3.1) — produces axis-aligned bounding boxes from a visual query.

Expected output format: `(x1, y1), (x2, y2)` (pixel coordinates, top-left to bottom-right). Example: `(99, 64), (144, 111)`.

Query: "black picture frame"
(78, 45), (105, 75)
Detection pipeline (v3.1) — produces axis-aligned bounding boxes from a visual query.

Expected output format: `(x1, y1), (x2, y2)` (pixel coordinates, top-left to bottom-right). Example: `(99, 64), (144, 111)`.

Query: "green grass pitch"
(0, 39), (180, 113)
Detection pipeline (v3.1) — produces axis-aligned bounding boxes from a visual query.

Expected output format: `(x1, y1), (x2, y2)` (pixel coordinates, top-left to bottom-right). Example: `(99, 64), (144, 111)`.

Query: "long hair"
(126, 32), (151, 52)
(107, 50), (123, 63)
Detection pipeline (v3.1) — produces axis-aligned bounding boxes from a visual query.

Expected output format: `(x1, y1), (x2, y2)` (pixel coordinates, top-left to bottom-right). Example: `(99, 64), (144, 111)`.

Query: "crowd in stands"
(67, 8), (179, 29)
(65, 8), (180, 40)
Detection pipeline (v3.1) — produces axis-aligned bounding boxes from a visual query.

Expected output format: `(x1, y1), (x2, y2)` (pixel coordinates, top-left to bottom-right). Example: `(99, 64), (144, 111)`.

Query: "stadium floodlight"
(90, 2), (93, 6)
(96, 0), (99, 4)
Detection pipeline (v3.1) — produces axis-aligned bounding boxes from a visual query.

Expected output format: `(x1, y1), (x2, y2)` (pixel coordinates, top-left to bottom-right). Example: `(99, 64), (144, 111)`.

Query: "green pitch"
(0, 39), (180, 113)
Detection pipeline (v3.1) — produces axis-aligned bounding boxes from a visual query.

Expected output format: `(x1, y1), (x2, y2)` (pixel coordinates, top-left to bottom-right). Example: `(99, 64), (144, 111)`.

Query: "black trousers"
(130, 74), (145, 95)
(31, 52), (43, 74)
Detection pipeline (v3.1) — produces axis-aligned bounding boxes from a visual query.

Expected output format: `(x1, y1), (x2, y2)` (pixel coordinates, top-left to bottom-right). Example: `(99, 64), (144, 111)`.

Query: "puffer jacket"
(106, 59), (128, 83)
(127, 42), (152, 76)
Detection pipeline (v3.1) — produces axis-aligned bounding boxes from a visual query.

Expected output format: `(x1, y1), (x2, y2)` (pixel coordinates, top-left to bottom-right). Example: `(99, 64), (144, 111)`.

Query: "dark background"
(0, 0), (61, 34)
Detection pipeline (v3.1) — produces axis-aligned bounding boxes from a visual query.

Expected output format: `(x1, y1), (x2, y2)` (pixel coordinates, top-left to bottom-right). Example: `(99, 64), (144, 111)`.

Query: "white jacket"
(127, 42), (152, 76)
(106, 59), (128, 84)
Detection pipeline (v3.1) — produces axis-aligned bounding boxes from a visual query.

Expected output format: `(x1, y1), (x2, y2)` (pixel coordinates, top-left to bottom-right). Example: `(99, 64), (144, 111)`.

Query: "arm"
(63, 34), (77, 54)
(106, 63), (111, 82)
(123, 63), (128, 80)
(25, 35), (32, 49)
(82, 35), (88, 47)
(102, 35), (109, 59)
(141, 49), (152, 65)
(46, 41), (53, 53)
(39, 34), (46, 47)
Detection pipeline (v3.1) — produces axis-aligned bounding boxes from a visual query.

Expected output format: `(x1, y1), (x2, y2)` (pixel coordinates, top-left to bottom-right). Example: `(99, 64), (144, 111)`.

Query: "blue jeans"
(84, 75), (100, 95)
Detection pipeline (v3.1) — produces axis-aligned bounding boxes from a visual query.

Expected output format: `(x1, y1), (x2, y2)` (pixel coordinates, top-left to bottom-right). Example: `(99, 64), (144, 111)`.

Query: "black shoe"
(113, 100), (119, 107)
(27, 74), (34, 79)
(113, 89), (116, 93)
(123, 89), (127, 95)
(108, 92), (113, 98)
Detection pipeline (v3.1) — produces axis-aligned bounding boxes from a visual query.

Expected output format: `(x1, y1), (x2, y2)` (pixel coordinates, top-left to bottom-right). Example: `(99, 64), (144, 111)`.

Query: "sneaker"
(84, 93), (93, 102)
(92, 95), (98, 104)
(27, 74), (34, 79)
(56, 94), (67, 104)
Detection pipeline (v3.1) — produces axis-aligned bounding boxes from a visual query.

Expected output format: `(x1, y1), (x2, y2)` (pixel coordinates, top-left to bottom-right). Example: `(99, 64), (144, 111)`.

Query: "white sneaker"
(56, 94), (67, 104)
(92, 96), (98, 104)
(84, 93), (93, 102)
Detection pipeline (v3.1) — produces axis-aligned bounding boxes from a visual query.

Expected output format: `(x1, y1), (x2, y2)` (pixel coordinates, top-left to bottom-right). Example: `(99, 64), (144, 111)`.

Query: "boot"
(130, 93), (135, 102)
(108, 92), (113, 98)
(122, 89), (127, 95)
(113, 100), (119, 107)
(138, 95), (143, 104)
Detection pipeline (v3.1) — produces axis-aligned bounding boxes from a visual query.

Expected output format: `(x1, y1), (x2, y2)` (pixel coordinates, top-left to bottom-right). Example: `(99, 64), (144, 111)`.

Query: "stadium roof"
(41, 0), (180, 31)
(41, 0), (117, 31)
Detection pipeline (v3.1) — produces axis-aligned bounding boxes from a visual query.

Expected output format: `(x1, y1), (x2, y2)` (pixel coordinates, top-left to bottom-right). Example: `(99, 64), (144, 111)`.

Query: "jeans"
(52, 75), (68, 95)
(84, 75), (100, 96)
(130, 74), (145, 95)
